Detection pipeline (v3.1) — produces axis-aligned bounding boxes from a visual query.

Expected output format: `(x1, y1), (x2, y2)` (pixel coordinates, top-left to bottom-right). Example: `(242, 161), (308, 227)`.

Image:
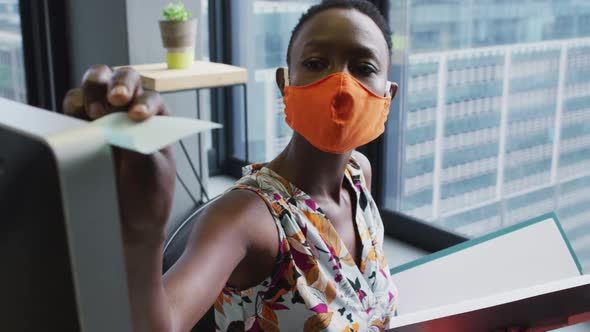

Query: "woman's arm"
(122, 189), (278, 332)
(63, 66), (278, 332)
(162, 190), (279, 332)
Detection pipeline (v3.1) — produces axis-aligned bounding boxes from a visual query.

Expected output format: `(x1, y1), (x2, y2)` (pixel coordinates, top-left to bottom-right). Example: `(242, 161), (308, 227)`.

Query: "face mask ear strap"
(385, 81), (393, 98)
(283, 68), (290, 87)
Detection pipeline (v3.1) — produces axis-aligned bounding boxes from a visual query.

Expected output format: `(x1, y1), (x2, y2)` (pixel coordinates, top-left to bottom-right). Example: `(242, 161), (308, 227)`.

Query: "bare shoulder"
(201, 189), (274, 223)
(195, 189), (278, 246)
(352, 150), (372, 191)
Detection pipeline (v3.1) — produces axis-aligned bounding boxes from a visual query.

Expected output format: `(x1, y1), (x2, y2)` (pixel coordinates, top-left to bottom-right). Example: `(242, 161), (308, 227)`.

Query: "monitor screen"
(0, 128), (80, 330)
(0, 99), (133, 332)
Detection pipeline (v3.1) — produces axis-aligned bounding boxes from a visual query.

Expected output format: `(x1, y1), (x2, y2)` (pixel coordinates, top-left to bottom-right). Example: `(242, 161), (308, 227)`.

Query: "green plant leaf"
(162, 2), (192, 21)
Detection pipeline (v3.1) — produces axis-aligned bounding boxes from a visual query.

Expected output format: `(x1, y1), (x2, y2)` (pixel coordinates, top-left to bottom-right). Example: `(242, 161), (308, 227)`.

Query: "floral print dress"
(215, 157), (397, 332)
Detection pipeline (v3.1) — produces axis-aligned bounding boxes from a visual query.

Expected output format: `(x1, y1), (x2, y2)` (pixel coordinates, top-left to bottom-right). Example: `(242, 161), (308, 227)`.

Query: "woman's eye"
(302, 59), (326, 71)
(356, 63), (378, 75)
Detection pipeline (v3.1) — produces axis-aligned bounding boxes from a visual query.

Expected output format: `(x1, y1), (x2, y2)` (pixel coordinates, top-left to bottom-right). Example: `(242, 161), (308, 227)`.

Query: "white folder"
(387, 213), (590, 331)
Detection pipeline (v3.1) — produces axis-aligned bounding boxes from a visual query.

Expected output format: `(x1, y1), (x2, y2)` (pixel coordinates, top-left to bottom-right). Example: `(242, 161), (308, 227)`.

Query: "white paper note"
(92, 113), (222, 154)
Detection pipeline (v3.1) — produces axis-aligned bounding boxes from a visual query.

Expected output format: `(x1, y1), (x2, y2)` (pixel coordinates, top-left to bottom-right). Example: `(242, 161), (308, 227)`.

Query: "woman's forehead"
(290, 8), (389, 61)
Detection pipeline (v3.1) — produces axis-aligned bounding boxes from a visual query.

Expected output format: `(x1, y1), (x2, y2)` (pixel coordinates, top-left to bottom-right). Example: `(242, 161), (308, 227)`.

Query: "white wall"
(65, 0), (129, 86)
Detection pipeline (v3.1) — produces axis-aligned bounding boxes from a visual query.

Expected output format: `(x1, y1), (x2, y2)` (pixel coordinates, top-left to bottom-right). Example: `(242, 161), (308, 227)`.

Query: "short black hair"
(286, 0), (392, 65)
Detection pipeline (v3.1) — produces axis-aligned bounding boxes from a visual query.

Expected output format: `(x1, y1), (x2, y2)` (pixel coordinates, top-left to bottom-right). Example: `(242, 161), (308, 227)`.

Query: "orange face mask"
(283, 71), (392, 154)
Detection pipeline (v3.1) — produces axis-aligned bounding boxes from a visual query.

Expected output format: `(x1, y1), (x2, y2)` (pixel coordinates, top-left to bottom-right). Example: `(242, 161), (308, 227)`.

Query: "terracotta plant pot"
(159, 18), (197, 69)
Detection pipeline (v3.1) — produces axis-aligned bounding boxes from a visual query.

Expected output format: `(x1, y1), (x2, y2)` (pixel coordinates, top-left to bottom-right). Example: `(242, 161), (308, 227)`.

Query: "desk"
(117, 61), (249, 204)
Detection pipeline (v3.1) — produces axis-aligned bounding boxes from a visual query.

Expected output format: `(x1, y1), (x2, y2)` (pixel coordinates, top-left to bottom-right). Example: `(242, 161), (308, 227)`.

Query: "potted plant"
(159, 2), (196, 69)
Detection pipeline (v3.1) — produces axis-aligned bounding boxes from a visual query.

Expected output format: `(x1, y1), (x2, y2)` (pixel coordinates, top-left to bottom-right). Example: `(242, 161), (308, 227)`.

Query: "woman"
(62, 1), (530, 331)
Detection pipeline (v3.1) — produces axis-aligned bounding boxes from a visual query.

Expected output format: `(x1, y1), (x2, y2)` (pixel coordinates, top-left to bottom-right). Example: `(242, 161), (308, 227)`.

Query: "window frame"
(20, 0), (71, 111)
(363, 0), (468, 252)
(208, 0), (254, 178)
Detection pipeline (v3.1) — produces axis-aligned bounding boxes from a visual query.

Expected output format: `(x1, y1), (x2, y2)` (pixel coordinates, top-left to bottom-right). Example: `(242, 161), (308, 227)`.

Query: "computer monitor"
(0, 98), (133, 331)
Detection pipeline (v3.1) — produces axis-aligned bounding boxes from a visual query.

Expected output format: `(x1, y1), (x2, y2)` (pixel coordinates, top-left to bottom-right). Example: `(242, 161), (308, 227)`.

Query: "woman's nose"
(328, 62), (351, 76)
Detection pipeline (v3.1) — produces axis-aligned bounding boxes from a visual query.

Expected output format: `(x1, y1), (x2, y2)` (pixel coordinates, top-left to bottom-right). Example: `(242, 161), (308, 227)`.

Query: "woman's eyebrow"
(302, 39), (381, 59)
(353, 45), (381, 60)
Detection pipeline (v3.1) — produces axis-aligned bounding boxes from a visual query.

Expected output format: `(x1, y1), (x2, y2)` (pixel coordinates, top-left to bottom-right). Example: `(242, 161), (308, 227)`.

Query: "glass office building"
(388, 0), (590, 271)
(0, 0), (25, 103)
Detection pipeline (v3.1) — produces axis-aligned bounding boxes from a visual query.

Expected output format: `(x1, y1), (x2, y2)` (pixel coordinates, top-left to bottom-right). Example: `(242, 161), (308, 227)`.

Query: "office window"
(0, 0), (25, 102)
(230, 0), (320, 163)
(386, 0), (590, 271)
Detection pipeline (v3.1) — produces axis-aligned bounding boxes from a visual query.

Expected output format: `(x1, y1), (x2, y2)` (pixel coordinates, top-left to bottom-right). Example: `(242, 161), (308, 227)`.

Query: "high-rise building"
(0, 0), (25, 103)
(392, 0), (590, 270)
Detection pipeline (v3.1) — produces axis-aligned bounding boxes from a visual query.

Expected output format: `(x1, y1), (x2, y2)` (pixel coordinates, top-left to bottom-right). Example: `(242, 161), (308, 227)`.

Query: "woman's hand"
(63, 64), (176, 243)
